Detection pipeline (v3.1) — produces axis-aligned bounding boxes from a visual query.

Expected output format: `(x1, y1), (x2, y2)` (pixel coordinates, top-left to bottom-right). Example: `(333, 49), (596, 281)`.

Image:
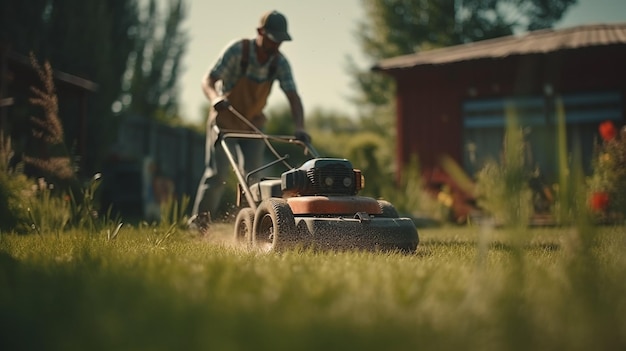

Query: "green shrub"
(345, 132), (390, 199)
(475, 127), (533, 226)
(0, 169), (34, 233)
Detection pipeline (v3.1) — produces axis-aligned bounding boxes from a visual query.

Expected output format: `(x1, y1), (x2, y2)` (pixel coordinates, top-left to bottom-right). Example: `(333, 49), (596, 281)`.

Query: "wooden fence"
(100, 116), (205, 220)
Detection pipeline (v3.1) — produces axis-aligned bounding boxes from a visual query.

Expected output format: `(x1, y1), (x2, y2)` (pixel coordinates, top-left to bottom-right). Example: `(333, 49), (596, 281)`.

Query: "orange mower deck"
(287, 196), (382, 215)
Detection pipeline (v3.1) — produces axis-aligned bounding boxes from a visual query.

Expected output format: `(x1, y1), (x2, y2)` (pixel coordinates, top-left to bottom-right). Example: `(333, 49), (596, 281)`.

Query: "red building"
(374, 23), (626, 221)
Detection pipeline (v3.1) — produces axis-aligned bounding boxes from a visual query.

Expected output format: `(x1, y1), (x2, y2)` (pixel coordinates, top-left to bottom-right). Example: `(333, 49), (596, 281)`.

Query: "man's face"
(258, 28), (281, 54)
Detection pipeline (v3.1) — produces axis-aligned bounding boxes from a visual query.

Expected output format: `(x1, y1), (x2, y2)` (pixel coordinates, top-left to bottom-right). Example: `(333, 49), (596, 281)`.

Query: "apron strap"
(240, 39), (250, 72)
(240, 38), (279, 79)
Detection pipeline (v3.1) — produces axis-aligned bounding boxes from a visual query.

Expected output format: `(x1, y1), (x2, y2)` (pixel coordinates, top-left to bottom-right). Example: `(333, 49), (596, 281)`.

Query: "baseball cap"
(260, 11), (292, 42)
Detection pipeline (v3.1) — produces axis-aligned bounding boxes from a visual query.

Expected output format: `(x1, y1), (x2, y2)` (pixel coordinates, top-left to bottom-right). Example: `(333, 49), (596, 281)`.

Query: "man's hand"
(212, 97), (230, 112)
(295, 130), (311, 144)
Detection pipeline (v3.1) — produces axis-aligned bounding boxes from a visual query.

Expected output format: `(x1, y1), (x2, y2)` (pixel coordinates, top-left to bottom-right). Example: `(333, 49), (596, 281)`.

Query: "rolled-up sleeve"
(209, 40), (243, 92)
(276, 56), (297, 93)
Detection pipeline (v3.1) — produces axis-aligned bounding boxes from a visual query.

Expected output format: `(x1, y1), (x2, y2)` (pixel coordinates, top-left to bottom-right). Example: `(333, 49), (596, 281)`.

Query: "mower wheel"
(234, 207), (255, 246)
(253, 198), (298, 252)
(378, 200), (400, 218)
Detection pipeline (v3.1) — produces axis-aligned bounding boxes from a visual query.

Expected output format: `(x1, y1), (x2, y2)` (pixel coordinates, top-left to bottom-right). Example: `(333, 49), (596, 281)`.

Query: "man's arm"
(202, 73), (231, 112)
(201, 39), (241, 106)
(285, 90), (304, 131)
(201, 73), (221, 103)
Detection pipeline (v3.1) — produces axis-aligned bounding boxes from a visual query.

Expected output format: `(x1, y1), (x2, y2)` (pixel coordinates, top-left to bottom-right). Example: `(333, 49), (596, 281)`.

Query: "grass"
(1, 222), (626, 350)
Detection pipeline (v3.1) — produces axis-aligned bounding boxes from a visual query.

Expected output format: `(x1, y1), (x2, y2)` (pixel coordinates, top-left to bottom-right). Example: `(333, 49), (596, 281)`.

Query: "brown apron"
(209, 40), (276, 131)
(211, 79), (271, 130)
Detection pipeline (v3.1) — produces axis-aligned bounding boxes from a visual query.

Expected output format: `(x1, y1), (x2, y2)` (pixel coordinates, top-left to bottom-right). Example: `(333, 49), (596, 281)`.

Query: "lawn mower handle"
(224, 105), (319, 157)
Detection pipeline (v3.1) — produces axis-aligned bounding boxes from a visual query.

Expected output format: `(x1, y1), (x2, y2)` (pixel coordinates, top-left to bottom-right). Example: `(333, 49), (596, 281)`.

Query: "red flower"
(590, 192), (610, 212)
(599, 121), (617, 142)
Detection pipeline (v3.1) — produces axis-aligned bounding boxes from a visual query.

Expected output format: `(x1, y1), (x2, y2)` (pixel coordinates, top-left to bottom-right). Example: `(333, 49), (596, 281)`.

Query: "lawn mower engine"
(281, 158), (363, 197)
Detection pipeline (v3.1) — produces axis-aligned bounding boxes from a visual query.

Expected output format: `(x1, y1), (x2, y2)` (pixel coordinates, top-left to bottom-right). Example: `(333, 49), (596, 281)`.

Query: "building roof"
(373, 23), (626, 72)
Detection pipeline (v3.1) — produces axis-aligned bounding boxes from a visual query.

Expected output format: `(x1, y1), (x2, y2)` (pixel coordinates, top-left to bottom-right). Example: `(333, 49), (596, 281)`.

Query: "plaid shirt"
(209, 38), (297, 95)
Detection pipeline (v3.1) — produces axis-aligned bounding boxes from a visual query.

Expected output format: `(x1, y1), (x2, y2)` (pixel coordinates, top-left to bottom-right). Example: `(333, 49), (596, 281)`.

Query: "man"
(190, 10), (309, 231)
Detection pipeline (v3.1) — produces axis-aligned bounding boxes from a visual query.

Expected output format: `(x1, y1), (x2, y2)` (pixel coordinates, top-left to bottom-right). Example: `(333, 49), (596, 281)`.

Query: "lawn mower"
(222, 106), (419, 253)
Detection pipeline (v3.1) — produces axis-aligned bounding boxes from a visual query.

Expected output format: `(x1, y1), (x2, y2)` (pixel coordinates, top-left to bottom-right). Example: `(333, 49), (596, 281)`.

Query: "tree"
(119, 0), (188, 122)
(350, 0), (578, 114)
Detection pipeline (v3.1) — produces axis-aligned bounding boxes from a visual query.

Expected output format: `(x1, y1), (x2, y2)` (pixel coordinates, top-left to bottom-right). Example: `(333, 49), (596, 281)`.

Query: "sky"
(176, 0), (626, 123)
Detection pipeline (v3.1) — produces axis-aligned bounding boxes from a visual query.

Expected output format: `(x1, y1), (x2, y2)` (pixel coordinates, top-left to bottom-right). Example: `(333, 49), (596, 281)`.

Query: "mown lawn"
(1, 222), (625, 350)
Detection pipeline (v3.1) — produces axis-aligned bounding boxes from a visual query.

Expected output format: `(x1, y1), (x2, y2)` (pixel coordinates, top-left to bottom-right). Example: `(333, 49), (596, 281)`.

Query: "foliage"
(475, 159), (532, 226)
(24, 178), (73, 235)
(0, 166), (33, 234)
(22, 55), (78, 187)
(344, 132), (390, 198)
(0, 157), (100, 235)
(587, 120), (626, 218)
(157, 194), (191, 229)
(382, 154), (440, 219)
(475, 122), (533, 226)
(119, 0), (188, 122)
(0, 167), (113, 235)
